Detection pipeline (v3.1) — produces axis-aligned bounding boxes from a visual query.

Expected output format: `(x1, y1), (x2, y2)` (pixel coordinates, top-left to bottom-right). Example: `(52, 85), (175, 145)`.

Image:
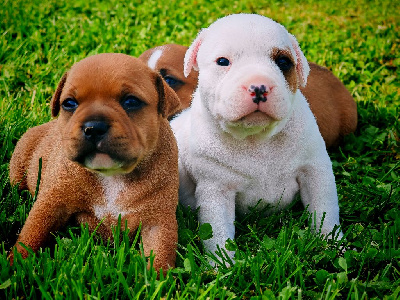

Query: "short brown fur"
(302, 63), (358, 147)
(139, 44), (198, 113)
(9, 53), (181, 272)
(140, 44), (358, 148)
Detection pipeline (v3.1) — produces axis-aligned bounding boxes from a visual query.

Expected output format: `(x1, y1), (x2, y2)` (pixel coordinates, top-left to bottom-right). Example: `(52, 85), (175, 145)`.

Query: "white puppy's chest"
(195, 130), (301, 209)
(94, 177), (128, 219)
(174, 98), (318, 213)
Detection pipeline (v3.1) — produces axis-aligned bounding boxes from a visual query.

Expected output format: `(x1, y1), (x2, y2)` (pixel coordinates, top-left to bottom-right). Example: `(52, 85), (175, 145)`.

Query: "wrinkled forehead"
(199, 15), (294, 59)
(62, 56), (158, 100)
(69, 57), (148, 81)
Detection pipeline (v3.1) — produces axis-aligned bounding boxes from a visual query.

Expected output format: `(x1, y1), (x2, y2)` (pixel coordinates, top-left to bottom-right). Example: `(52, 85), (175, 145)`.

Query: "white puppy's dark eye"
(61, 98), (79, 112)
(122, 95), (145, 112)
(275, 56), (294, 72)
(216, 57), (230, 66)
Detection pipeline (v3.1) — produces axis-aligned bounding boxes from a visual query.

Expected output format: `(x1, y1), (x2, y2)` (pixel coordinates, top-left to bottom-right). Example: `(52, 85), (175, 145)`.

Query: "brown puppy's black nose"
(82, 121), (109, 143)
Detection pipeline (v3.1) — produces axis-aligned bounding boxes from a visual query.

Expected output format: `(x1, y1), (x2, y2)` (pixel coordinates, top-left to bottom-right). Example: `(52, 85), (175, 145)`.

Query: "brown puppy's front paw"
(142, 224), (178, 275)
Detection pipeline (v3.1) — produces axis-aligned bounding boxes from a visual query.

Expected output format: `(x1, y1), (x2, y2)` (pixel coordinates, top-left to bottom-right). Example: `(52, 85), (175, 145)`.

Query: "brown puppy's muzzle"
(71, 117), (112, 164)
(66, 114), (138, 174)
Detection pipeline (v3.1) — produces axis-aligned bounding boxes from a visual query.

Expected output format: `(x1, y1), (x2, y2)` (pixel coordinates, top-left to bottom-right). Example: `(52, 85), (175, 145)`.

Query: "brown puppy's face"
(51, 53), (180, 175)
(139, 44), (199, 110)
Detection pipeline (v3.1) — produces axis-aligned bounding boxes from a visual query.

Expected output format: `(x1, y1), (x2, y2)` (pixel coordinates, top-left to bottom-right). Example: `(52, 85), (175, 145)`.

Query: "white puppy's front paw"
(204, 239), (235, 268)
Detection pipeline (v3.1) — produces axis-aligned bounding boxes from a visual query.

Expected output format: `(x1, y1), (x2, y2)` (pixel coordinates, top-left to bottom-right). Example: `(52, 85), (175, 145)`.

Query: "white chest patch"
(94, 176), (127, 219)
(147, 49), (163, 70)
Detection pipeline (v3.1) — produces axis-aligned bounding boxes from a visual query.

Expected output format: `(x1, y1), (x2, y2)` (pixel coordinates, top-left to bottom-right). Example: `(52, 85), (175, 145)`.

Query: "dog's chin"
(82, 153), (137, 176)
(222, 111), (281, 140)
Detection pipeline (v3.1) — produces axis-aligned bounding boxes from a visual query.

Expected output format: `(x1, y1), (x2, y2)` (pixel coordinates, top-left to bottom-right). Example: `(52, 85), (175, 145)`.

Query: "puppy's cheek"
(198, 71), (228, 115)
(284, 68), (298, 93)
(198, 86), (219, 117)
(264, 89), (294, 121)
(217, 85), (249, 118)
(57, 118), (81, 160)
(112, 141), (144, 165)
(199, 67), (228, 89)
(257, 72), (295, 120)
(124, 118), (160, 158)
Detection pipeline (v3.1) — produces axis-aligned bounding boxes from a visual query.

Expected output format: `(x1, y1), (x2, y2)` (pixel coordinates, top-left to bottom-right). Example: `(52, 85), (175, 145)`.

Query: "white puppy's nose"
(248, 84), (271, 104)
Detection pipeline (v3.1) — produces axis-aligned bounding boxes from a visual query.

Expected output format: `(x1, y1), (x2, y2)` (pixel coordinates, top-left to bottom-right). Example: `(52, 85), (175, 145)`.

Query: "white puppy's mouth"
(227, 110), (279, 128)
(222, 111), (281, 140)
(237, 111), (272, 126)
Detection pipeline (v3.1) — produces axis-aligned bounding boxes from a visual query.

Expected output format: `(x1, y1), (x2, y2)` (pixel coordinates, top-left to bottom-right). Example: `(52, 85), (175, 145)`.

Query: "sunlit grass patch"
(0, 0), (399, 298)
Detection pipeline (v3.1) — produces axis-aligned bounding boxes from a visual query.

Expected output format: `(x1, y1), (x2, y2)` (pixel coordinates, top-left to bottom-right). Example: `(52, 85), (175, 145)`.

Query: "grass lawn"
(1, 0), (399, 298)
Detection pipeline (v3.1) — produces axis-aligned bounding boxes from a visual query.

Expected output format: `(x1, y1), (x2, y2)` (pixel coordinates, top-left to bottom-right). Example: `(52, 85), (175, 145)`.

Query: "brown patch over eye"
(271, 48), (298, 93)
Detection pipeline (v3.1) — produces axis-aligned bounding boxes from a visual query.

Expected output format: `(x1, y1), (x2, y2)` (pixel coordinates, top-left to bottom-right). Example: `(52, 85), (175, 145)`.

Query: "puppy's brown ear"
(156, 75), (182, 119)
(50, 72), (68, 117)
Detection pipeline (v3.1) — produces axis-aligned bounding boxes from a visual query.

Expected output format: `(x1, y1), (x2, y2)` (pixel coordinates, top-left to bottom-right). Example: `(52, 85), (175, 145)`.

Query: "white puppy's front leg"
(298, 162), (342, 238)
(195, 181), (236, 258)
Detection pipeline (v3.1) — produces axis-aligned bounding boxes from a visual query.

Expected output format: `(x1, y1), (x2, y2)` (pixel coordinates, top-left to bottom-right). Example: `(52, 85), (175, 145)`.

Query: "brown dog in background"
(9, 53), (181, 272)
(139, 44), (357, 148)
(139, 44), (198, 114)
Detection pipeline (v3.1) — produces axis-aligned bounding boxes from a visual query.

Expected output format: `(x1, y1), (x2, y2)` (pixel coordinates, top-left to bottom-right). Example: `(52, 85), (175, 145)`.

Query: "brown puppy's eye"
(121, 95), (145, 112)
(275, 56), (293, 72)
(61, 98), (79, 112)
(163, 75), (183, 89)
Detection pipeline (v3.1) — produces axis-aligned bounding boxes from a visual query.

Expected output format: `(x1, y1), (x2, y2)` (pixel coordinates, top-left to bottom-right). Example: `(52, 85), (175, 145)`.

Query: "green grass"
(0, 0), (399, 298)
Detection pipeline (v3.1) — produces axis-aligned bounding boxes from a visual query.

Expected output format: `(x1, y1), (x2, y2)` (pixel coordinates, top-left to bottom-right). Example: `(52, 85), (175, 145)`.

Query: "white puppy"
(170, 14), (341, 257)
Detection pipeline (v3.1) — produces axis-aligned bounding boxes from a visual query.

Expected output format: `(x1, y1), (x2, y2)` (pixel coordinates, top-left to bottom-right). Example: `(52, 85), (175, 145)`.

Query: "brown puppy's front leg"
(9, 193), (72, 264)
(75, 212), (114, 241)
(141, 219), (178, 273)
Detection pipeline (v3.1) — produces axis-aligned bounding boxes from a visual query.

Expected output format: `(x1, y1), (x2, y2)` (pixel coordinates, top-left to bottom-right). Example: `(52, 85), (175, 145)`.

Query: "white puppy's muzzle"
(208, 63), (294, 139)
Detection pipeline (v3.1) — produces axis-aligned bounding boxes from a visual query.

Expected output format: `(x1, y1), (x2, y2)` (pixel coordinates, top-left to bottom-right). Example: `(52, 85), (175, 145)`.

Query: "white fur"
(171, 14), (341, 257)
(147, 49), (163, 70)
(94, 176), (127, 219)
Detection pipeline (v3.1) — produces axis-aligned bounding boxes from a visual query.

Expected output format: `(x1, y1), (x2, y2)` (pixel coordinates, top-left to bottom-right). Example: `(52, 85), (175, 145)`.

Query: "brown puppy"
(9, 53), (181, 272)
(139, 44), (357, 148)
(301, 63), (358, 147)
(139, 44), (198, 113)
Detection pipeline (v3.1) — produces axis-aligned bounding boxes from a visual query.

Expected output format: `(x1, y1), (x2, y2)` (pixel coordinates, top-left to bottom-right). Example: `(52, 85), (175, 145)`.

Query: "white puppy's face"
(185, 14), (310, 139)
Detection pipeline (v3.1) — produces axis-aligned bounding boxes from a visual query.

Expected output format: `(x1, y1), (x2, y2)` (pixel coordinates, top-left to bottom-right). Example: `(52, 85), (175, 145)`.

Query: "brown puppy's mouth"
(75, 151), (138, 175)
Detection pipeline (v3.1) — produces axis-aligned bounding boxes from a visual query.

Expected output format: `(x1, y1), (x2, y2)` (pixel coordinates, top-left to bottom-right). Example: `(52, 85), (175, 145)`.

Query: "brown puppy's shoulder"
(9, 120), (57, 190)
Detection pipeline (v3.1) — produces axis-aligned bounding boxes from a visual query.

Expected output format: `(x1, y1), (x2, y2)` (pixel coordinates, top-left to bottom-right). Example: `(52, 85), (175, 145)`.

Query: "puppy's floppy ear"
(184, 29), (207, 78)
(289, 34), (310, 88)
(156, 75), (182, 119)
(50, 72), (68, 117)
